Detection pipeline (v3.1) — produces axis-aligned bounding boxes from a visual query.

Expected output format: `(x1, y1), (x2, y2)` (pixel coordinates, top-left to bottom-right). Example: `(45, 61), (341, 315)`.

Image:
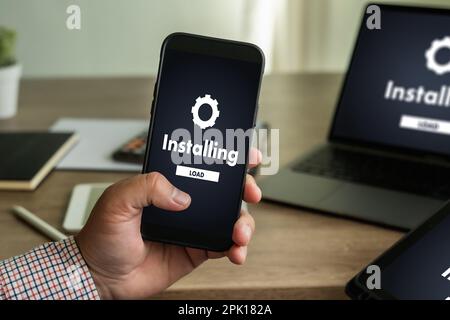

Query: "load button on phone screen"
(175, 165), (220, 183)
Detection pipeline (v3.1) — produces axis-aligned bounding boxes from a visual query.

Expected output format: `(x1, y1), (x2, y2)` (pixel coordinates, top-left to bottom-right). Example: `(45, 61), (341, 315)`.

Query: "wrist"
(74, 234), (115, 299)
(86, 268), (115, 300)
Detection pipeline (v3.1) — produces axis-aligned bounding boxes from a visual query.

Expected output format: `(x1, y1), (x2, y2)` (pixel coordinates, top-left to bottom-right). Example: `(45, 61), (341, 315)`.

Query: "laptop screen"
(331, 5), (450, 157)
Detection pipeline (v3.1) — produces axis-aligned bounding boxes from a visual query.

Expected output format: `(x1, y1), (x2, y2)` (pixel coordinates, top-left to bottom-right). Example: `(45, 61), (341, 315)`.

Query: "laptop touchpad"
(260, 169), (342, 205)
(321, 183), (442, 229)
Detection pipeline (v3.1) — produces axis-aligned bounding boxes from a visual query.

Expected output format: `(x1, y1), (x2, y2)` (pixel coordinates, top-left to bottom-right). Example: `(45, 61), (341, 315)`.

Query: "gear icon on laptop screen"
(425, 36), (450, 75)
(191, 94), (220, 129)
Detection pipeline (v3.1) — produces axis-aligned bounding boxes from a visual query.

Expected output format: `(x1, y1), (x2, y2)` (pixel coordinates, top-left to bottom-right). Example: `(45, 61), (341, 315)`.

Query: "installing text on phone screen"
(142, 46), (261, 239)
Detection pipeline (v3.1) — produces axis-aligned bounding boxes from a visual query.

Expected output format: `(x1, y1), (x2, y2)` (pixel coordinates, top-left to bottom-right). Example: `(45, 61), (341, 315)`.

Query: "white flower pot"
(0, 64), (21, 119)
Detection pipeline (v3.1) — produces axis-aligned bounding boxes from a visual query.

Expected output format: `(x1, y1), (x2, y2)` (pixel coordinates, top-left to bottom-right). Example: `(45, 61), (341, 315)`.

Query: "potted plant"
(0, 26), (21, 119)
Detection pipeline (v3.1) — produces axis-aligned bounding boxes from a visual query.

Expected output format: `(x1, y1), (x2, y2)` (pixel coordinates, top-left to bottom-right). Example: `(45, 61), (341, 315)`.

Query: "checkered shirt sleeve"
(0, 236), (100, 300)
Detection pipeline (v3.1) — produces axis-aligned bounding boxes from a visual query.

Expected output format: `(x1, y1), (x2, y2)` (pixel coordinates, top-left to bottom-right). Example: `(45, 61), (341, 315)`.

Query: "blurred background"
(2, 0), (450, 300)
(1, 0), (449, 78)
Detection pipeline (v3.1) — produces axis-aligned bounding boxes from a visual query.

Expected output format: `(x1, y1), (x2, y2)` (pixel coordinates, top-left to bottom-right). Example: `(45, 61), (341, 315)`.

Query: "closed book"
(0, 132), (78, 190)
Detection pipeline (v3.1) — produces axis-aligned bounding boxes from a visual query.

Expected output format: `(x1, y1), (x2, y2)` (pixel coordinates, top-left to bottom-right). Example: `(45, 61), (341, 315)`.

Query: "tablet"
(346, 200), (450, 300)
(63, 183), (111, 232)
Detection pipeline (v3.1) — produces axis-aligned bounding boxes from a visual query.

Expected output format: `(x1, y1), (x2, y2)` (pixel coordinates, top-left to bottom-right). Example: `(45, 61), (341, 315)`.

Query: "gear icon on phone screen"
(191, 94), (220, 129)
(425, 36), (450, 75)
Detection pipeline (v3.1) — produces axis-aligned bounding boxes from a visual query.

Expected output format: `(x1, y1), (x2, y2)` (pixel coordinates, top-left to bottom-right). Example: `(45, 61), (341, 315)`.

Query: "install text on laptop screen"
(331, 5), (450, 156)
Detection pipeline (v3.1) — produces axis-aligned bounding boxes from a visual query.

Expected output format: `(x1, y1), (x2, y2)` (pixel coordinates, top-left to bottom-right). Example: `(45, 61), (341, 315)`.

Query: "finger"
(102, 172), (191, 214)
(206, 251), (226, 259)
(232, 210), (255, 246)
(227, 245), (247, 265)
(248, 148), (262, 169)
(243, 174), (262, 203)
(184, 247), (209, 267)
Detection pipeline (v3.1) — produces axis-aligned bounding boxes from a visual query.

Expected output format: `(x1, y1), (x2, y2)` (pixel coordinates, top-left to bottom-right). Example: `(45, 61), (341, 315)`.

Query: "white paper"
(50, 118), (147, 172)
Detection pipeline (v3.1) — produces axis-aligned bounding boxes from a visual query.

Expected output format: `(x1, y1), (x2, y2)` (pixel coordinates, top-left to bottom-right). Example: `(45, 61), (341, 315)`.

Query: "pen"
(11, 205), (68, 241)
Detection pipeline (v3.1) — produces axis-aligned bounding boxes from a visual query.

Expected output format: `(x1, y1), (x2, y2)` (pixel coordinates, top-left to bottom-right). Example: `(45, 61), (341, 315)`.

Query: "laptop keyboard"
(293, 146), (450, 200)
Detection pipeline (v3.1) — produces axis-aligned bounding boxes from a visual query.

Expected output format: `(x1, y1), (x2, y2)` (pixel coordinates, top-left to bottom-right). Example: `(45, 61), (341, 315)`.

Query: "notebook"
(50, 118), (146, 172)
(0, 132), (78, 190)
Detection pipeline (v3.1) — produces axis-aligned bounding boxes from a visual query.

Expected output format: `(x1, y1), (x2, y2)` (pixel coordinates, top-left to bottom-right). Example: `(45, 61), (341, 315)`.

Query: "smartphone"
(112, 131), (147, 164)
(346, 200), (450, 300)
(140, 33), (264, 251)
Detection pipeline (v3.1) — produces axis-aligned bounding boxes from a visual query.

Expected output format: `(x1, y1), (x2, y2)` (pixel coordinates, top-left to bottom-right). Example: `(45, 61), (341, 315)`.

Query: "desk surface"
(0, 74), (403, 299)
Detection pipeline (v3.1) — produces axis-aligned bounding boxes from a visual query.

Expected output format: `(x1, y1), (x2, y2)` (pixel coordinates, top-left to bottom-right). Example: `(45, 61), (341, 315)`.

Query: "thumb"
(101, 172), (191, 215)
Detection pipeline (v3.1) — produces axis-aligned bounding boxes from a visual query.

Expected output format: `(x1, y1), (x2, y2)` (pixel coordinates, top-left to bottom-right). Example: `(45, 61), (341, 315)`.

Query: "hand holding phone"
(76, 153), (261, 299)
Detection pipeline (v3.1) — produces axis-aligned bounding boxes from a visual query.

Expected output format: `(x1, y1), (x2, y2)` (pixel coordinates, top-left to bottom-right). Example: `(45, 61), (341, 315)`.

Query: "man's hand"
(75, 149), (262, 299)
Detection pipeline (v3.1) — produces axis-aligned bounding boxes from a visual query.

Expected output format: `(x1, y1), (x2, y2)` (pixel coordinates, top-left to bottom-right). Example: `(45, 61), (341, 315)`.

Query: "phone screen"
(141, 34), (264, 250)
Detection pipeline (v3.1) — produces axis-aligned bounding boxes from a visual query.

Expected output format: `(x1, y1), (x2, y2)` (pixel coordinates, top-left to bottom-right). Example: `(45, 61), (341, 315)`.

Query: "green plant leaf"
(0, 26), (17, 67)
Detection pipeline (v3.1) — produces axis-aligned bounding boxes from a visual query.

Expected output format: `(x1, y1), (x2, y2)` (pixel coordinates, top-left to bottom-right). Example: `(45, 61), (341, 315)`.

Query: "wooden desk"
(0, 74), (403, 299)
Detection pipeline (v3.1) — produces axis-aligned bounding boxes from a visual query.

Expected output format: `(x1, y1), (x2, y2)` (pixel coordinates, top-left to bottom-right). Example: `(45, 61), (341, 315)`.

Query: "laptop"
(259, 4), (450, 230)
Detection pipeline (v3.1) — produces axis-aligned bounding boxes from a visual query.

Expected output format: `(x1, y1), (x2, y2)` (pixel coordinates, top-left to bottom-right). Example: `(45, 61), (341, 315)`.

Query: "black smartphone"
(346, 200), (450, 300)
(140, 33), (264, 251)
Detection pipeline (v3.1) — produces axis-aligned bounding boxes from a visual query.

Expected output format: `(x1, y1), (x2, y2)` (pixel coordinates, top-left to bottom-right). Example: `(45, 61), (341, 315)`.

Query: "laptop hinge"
(329, 141), (450, 168)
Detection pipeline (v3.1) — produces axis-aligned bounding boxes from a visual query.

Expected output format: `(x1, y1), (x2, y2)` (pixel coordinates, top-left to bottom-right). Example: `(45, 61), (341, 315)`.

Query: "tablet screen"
(351, 201), (450, 300)
(381, 210), (450, 299)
